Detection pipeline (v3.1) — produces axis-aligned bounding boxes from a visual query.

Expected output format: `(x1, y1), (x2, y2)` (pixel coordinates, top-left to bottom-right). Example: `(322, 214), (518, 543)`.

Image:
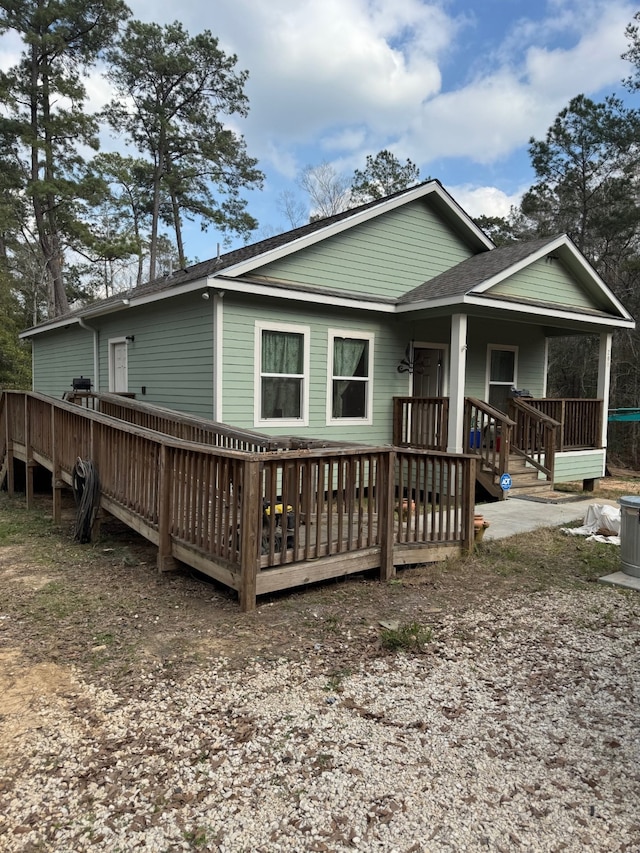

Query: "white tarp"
(561, 503), (621, 544)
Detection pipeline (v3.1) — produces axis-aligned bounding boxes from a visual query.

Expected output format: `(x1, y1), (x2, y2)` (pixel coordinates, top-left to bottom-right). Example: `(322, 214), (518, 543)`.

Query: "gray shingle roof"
(24, 179), (442, 330)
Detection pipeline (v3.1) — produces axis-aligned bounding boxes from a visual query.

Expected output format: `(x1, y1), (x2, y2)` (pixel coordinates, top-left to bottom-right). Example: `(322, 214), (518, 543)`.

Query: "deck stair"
(476, 452), (551, 499)
(500, 453), (551, 495)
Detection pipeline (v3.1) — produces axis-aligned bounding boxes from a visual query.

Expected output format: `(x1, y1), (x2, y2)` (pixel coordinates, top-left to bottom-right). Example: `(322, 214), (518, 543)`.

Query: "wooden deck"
(1, 391), (476, 611)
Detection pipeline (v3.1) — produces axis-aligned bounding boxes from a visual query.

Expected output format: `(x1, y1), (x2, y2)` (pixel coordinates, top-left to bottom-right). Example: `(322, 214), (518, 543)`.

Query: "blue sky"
(2, 0), (638, 262)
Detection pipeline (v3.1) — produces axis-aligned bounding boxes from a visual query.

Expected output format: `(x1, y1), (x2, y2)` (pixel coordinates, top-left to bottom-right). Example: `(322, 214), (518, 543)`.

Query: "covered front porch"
(393, 393), (604, 499)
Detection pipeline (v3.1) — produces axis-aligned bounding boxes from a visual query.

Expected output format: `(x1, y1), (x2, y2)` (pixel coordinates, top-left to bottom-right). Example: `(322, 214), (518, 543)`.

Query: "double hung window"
(256, 322), (309, 425)
(328, 330), (374, 423)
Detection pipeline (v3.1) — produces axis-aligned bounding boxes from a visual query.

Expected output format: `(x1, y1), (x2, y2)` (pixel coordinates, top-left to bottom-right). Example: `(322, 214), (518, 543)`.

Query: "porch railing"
(2, 391), (476, 611)
(392, 397), (448, 450)
(508, 398), (559, 480)
(526, 398), (603, 450)
(463, 397), (514, 482)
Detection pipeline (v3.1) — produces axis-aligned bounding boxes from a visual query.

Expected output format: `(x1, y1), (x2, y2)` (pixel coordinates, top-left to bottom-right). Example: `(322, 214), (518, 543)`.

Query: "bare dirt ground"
(0, 475), (638, 688)
(1, 476), (639, 850)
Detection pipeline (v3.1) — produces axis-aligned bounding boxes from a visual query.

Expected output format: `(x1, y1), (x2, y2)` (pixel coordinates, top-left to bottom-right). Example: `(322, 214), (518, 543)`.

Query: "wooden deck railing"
(526, 398), (603, 450)
(463, 397), (514, 486)
(392, 397), (448, 450)
(508, 398), (558, 480)
(1, 391), (476, 610)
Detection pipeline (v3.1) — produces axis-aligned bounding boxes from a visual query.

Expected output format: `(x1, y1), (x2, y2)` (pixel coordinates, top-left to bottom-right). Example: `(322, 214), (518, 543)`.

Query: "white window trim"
(108, 336), (129, 393)
(254, 320), (310, 428)
(326, 328), (374, 426)
(485, 344), (518, 402)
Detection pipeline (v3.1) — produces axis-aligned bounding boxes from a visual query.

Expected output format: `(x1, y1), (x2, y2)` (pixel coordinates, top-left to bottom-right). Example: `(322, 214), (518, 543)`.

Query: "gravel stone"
(1, 588), (639, 852)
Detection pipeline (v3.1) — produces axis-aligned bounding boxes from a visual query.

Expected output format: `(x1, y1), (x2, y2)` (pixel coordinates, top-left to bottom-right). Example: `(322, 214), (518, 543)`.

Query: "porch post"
(597, 332), (613, 474)
(447, 313), (468, 454)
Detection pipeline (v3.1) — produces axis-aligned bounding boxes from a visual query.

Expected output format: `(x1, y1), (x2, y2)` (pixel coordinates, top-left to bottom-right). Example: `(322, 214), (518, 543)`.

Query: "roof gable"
(242, 197), (480, 299)
(398, 235), (633, 323)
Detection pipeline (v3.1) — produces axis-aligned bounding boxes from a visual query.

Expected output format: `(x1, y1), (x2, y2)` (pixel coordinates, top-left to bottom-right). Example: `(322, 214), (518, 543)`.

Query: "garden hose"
(72, 457), (100, 543)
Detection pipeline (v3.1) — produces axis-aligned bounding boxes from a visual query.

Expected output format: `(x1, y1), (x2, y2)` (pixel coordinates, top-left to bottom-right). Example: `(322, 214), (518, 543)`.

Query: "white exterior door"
(110, 340), (128, 393)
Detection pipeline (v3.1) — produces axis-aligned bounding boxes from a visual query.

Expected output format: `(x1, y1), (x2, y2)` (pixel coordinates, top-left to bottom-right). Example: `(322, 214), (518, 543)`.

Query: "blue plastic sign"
(500, 473), (512, 491)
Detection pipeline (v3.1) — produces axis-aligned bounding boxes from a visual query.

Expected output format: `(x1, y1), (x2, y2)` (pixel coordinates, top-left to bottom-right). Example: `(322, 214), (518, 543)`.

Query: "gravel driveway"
(2, 585), (639, 852)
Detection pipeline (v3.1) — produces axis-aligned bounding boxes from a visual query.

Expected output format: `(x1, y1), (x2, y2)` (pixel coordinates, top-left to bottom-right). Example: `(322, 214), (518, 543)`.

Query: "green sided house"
(20, 179), (634, 498)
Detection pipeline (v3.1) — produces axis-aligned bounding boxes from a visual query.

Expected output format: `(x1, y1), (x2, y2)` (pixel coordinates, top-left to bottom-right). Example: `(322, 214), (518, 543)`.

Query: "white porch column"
(597, 332), (613, 474)
(447, 313), (468, 454)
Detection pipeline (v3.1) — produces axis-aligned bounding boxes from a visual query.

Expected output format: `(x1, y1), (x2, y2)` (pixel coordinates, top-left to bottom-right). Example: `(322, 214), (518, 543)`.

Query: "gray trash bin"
(619, 496), (640, 578)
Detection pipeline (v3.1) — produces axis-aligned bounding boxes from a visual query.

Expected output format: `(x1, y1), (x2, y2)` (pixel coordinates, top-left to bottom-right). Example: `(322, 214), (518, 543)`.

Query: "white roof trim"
(211, 277), (396, 313)
(20, 277), (211, 338)
(396, 292), (634, 328)
(217, 181), (494, 279)
(472, 235), (633, 322)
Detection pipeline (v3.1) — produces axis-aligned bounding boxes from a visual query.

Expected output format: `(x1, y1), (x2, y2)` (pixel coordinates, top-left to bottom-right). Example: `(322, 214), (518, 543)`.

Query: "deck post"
(157, 443), (178, 572)
(379, 449), (396, 581)
(24, 395), (35, 508)
(239, 458), (261, 612)
(51, 404), (63, 523)
(462, 456), (476, 553)
(4, 394), (14, 496)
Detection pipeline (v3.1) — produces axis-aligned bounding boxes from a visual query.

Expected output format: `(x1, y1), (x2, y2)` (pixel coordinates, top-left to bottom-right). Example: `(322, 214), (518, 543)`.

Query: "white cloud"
(450, 184), (525, 219)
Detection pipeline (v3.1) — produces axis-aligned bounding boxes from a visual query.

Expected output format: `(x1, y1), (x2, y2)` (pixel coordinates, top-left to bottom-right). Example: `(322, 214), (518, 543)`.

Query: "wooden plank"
(99, 495), (160, 545)
(157, 444), (178, 572)
(379, 450), (395, 581)
(239, 458), (260, 612)
(172, 542), (240, 591)
(393, 542), (462, 566)
(256, 548), (381, 595)
(24, 397), (34, 509)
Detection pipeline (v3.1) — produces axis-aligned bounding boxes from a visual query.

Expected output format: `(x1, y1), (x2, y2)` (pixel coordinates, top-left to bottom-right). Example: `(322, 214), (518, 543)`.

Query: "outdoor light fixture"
(125, 335), (135, 343)
(202, 291), (210, 300)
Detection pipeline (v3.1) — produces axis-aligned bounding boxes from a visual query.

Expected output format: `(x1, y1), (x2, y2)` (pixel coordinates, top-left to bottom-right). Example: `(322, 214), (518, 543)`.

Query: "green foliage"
(104, 19), (263, 277)
(379, 621), (433, 652)
(0, 269), (31, 388)
(351, 149), (421, 204)
(522, 95), (640, 259)
(0, 0), (131, 317)
(515, 87), (640, 465)
(474, 214), (521, 246)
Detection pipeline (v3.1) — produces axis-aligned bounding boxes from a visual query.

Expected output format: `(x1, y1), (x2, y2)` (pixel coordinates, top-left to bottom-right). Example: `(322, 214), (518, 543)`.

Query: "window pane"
(262, 377), (301, 419)
(262, 331), (303, 375)
(489, 384), (510, 413)
(334, 338), (368, 377)
(490, 349), (514, 383)
(333, 379), (366, 418)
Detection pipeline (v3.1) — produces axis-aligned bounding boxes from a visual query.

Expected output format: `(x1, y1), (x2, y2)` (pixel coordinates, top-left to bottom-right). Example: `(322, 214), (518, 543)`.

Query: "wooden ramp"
(1, 391), (476, 610)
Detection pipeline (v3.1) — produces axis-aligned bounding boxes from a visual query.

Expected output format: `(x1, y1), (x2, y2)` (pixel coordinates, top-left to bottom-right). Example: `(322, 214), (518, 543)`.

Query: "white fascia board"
(218, 183), (493, 279)
(473, 234), (634, 322)
(20, 317), (82, 338)
(395, 294), (467, 313)
(463, 294), (635, 329)
(212, 276), (396, 313)
(396, 291), (635, 329)
(20, 277), (211, 338)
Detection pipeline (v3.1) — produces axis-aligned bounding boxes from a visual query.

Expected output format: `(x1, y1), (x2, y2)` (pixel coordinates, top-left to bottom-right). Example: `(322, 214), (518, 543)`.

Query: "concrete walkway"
(475, 494), (640, 592)
(476, 494), (619, 541)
